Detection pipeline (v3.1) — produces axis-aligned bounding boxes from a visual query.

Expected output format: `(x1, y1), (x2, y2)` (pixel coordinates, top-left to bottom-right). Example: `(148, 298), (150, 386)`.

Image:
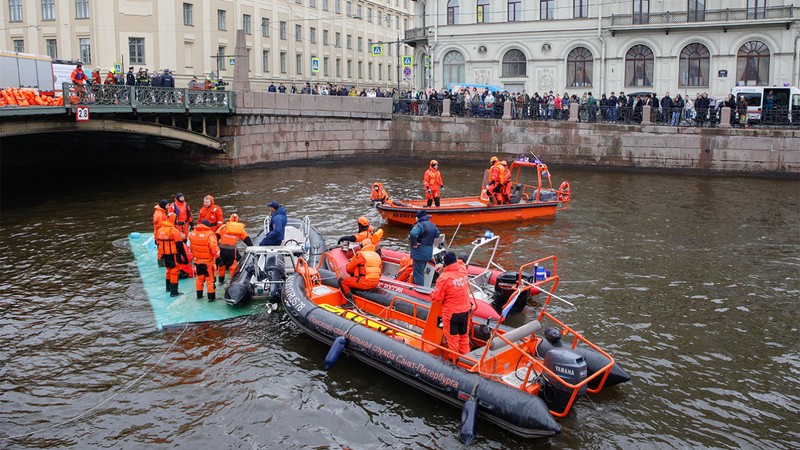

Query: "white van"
(730, 86), (800, 124)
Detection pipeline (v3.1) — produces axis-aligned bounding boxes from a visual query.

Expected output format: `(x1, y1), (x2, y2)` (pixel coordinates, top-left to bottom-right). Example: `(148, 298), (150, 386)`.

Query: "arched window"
(679, 43), (709, 87)
(567, 47), (593, 87)
(502, 49), (526, 77)
(442, 50), (465, 86)
(736, 40), (770, 86)
(625, 44), (653, 87)
(447, 0), (460, 25)
(476, 0), (490, 23)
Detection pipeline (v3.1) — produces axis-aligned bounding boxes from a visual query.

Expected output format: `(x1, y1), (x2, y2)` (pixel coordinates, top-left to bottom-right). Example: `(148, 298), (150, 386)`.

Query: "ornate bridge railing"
(62, 83), (235, 114)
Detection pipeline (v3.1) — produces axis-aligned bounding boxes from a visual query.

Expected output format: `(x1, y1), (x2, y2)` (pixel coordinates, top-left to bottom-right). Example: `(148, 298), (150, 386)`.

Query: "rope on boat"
(2, 322), (190, 441)
(521, 280), (575, 307)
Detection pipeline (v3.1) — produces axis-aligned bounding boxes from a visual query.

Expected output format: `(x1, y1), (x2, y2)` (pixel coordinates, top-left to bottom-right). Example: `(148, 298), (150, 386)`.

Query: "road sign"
(114, 63), (121, 74)
(403, 67), (412, 77)
(402, 56), (413, 67)
(311, 57), (320, 74)
(424, 56), (430, 69)
(75, 106), (90, 122)
(228, 58), (235, 66)
(371, 44), (383, 56)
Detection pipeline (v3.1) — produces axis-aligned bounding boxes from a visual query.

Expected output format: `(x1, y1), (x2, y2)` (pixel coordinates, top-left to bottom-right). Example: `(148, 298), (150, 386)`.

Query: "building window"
(679, 43), (709, 87)
(347, 59), (352, 78)
(280, 52), (287, 73)
(567, 47), (593, 87)
(295, 24), (302, 41)
(335, 0), (341, 14)
(447, 0), (459, 25)
(46, 39), (58, 58)
(358, 61), (362, 78)
(687, 0), (705, 22)
(357, 5), (362, 18)
(79, 37), (91, 63)
(336, 58), (341, 77)
(310, 27), (316, 43)
(324, 56), (329, 76)
(388, 64), (392, 81)
(310, 0), (316, 7)
(358, 36), (363, 52)
(323, 0), (329, 11)
(736, 40), (770, 86)
(508, 0), (521, 21)
(263, 50), (270, 72)
(9, 0), (23, 22)
(296, 54), (302, 74)
(346, 1), (352, 16)
(323, 30), (329, 45)
(625, 44), (653, 87)
(477, 0), (489, 23)
(75, 0), (88, 19)
(442, 50), (465, 85)
(368, 62), (373, 79)
(633, 0), (649, 24)
(502, 49), (526, 77)
(217, 10), (226, 30)
(280, 21), (287, 39)
(13, 40), (24, 53)
(573, 0), (587, 18)
(378, 63), (382, 80)
(386, 14), (391, 26)
(262, 18), (270, 37)
(129, 37), (145, 64)
(335, 32), (341, 47)
(183, 3), (193, 25)
(243, 14), (251, 34)
(217, 46), (226, 72)
(347, 34), (352, 49)
(42, 0), (55, 20)
(540, 0), (553, 20)
(747, 0), (766, 19)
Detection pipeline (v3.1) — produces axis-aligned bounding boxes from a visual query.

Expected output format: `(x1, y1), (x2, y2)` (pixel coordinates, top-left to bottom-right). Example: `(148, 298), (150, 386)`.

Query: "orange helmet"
(500, 160), (508, 166)
(229, 213), (239, 222)
(430, 159), (438, 167)
(357, 216), (370, 227)
(490, 156), (499, 164)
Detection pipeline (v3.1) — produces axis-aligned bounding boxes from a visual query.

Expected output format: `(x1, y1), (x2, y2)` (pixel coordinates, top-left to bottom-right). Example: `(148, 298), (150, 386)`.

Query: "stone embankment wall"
(224, 93), (799, 177)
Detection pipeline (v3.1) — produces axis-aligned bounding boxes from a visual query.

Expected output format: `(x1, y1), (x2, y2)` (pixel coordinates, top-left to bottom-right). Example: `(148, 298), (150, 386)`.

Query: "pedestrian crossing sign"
(311, 57), (320, 73)
(371, 44), (383, 56)
(424, 56), (430, 68)
(402, 56), (413, 67)
(228, 58), (235, 66)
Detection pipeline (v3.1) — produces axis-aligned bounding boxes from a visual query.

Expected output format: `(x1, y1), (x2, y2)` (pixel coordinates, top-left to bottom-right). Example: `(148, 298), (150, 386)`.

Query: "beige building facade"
(2, 0), (414, 90)
(406, 0), (800, 98)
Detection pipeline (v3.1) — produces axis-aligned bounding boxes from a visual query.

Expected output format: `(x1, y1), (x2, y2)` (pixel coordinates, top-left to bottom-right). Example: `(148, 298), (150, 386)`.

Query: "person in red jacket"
(339, 240), (382, 302)
(70, 64), (87, 85)
(156, 213), (188, 297)
(216, 213), (254, 284)
(430, 251), (472, 360)
(423, 159), (444, 207)
(152, 199), (169, 266)
(189, 220), (221, 301)
(197, 195), (224, 232)
(168, 193), (193, 238)
(487, 156), (505, 205)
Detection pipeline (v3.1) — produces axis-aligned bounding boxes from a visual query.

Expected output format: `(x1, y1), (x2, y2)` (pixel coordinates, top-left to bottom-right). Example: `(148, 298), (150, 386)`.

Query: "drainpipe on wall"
(795, 32), (800, 87)
(597, 2), (606, 94)
(432, 0), (439, 91)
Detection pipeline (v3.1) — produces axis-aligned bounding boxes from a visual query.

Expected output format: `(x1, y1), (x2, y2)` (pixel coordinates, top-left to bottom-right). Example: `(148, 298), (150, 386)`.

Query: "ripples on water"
(1, 164), (798, 449)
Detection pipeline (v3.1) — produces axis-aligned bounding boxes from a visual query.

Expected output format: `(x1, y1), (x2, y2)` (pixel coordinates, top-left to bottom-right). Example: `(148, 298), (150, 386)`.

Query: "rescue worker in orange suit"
(337, 216), (384, 246)
(197, 195), (224, 232)
(487, 156), (506, 205)
(424, 160), (444, 207)
(189, 220), (221, 301)
(339, 240), (382, 302)
(500, 160), (512, 204)
(216, 213), (254, 284)
(430, 251), (472, 361)
(168, 193), (193, 238)
(395, 256), (413, 283)
(152, 199), (169, 266)
(70, 64), (87, 86)
(156, 213), (189, 297)
(370, 182), (391, 205)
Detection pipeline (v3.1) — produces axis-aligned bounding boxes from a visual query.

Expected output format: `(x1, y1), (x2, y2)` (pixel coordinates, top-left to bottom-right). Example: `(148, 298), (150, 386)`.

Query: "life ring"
(557, 181), (571, 202)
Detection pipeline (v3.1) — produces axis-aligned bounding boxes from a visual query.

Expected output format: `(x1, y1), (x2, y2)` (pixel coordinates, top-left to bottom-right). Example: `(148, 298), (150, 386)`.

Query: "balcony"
(404, 26), (431, 47)
(610, 5), (794, 30)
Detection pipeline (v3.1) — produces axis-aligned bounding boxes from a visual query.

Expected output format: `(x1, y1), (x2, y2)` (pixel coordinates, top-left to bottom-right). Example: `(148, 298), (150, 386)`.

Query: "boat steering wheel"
(283, 239), (302, 247)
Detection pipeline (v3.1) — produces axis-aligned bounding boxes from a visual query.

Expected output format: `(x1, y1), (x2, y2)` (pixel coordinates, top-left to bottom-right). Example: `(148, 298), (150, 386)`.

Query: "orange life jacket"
(396, 256), (413, 282)
(424, 168), (443, 190)
(152, 205), (167, 235)
(371, 183), (389, 203)
(156, 221), (182, 257)
(197, 195), (224, 232)
(189, 224), (220, 262)
(218, 221), (249, 248)
(347, 243), (382, 283)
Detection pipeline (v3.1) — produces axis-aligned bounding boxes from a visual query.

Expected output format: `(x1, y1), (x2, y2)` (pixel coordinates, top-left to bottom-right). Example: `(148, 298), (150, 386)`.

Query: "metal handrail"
(61, 82), (235, 113)
(611, 5), (793, 26)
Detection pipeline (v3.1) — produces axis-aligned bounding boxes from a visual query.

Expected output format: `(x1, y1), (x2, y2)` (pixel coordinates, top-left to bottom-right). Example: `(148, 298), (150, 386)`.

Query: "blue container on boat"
(535, 266), (547, 281)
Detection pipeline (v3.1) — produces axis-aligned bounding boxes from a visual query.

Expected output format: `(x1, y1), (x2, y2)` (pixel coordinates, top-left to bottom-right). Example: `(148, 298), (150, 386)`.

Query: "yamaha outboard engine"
(263, 251), (287, 304)
(225, 260), (255, 306)
(492, 271), (532, 314)
(539, 349), (588, 414)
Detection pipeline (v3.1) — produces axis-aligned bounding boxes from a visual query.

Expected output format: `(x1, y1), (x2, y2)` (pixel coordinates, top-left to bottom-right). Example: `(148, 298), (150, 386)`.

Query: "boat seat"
(460, 320), (542, 365)
(509, 184), (523, 204)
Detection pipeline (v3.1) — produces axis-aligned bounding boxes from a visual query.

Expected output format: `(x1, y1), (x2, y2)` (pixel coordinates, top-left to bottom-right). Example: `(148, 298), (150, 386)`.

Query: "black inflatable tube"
(283, 274), (561, 438)
(536, 338), (630, 388)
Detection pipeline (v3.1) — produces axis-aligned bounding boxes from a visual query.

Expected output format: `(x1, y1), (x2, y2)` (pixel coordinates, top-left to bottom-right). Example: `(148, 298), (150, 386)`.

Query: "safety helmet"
(500, 160), (508, 166)
(357, 216), (370, 227)
(230, 213), (239, 222)
(490, 156), (499, 164)
(430, 159), (438, 167)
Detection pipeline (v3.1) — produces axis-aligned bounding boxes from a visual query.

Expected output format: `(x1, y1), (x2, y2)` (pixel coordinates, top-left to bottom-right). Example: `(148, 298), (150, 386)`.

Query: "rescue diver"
(216, 213), (254, 284)
(339, 239), (382, 302)
(424, 160), (444, 207)
(189, 220), (221, 301)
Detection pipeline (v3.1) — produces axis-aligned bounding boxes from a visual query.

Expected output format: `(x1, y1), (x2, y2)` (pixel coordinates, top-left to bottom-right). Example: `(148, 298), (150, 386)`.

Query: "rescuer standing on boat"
(487, 156), (505, 205)
(168, 193), (193, 239)
(216, 213), (254, 285)
(424, 160), (444, 207)
(189, 220), (221, 301)
(156, 213), (188, 297)
(430, 251), (472, 361)
(408, 210), (440, 286)
(339, 240), (382, 302)
(260, 201), (287, 246)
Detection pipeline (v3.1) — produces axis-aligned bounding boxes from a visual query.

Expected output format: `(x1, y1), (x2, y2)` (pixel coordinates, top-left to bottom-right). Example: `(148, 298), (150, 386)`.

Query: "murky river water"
(1, 163), (798, 449)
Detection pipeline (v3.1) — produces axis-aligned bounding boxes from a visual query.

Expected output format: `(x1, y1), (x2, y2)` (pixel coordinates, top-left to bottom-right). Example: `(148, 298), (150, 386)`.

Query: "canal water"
(1, 163), (798, 449)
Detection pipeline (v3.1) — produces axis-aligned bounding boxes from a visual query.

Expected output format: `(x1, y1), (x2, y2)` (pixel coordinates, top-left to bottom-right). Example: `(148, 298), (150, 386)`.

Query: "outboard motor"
(225, 260), (255, 306)
(263, 251), (287, 304)
(492, 271), (532, 314)
(539, 349), (588, 415)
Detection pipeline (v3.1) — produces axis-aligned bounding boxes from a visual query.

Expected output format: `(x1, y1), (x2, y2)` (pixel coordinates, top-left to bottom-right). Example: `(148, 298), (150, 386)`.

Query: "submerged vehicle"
(374, 158), (571, 227)
(224, 216), (326, 307)
(283, 246), (629, 439)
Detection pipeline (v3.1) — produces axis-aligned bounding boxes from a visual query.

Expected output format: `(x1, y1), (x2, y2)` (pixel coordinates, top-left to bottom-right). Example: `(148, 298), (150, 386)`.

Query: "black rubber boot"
(196, 290), (204, 300)
(166, 279), (171, 292)
(207, 292), (216, 302)
(170, 283), (183, 297)
(218, 275), (225, 285)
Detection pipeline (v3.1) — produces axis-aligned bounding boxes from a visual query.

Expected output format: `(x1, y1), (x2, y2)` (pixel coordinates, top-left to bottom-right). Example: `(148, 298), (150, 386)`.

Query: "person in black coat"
(660, 92), (673, 124)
